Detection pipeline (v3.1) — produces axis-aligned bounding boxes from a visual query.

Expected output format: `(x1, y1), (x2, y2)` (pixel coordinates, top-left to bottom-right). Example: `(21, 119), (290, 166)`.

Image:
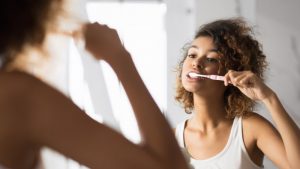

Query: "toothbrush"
(189, 72), (225, 81)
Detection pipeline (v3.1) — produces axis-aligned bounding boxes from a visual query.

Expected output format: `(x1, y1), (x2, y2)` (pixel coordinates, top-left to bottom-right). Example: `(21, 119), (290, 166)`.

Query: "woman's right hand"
(224, 70), (274, 102)
(83, 22), (127, 61)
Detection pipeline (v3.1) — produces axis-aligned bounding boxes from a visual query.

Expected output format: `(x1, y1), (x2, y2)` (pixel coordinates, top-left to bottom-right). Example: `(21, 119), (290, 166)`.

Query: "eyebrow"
(189, 45), (219, 53)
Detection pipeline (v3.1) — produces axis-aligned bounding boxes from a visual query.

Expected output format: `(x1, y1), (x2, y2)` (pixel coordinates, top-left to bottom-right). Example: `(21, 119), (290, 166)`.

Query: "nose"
(192, 58), (204, 70)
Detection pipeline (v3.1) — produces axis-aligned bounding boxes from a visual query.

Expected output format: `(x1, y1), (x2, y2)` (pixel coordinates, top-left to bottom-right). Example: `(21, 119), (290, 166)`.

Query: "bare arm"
(28, 80), (162, 169)
(261, 93), (300, 169)
(26, 22), (188, 169)
(225, 70), (300, 169)
(84, 23), (188, 169)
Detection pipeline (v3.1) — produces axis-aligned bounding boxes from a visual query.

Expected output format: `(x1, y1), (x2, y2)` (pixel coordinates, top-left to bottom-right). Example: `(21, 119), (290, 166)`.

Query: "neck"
(189, 93), (228, 132)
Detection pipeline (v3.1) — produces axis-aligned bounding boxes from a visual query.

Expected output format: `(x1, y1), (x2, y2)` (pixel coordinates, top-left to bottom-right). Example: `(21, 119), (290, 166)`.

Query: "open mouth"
(186, 72), (204, 80)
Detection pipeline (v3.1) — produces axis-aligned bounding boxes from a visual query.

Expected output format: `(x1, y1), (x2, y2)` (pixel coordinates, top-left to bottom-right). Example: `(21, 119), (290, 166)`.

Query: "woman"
(0, 0), (189, 168)
(175, 18), (300, 169)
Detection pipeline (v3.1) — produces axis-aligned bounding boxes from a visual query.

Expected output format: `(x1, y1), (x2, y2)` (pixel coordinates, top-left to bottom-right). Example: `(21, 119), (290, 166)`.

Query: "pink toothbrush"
(189, 72), (225, 81)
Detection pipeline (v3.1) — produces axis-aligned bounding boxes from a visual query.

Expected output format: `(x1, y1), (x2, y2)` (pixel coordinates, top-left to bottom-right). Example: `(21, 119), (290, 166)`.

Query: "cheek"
(205, 66), (219, 74)
(180, 65), (189, 87)
(206, 63), (226, 75)
(181, 60), (189, 73)
(218, 64), (227, 75)
(180, 64), (186, 83)
(180, 71), (185, 82)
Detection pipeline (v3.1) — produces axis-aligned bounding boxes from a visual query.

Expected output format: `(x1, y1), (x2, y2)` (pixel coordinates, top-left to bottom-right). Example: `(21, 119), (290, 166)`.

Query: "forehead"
(190, 36), (215, 50)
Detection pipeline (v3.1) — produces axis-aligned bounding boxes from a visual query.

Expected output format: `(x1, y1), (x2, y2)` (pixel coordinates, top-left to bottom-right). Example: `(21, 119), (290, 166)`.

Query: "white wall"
(255, 14), (300, 168)
(256, 14), (300, 123)
(165, 0), (197, 127)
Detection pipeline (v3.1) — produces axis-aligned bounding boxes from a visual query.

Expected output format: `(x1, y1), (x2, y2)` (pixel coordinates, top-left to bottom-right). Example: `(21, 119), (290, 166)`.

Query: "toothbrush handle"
(209, 75), (225, 81)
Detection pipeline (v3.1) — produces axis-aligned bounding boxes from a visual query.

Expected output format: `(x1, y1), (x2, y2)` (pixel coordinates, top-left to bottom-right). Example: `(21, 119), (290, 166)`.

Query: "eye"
(205, 58), (219, 63)
(187, 53), (197, 58)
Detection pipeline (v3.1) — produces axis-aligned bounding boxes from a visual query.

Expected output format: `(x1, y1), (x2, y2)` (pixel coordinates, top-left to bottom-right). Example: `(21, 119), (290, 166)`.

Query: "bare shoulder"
(0, 70), (86, 138)
(0, 70), (71, 122)
(0, 70), (55, 139)
(1, 70), (64, 98)
(0, 71), (40, 94)
(243, 112), (274, 127)
(243, 112), (270, 125)
(0, 70), (49, 113)
(242, 112), (278, 139)
(0, 70), (67, 98)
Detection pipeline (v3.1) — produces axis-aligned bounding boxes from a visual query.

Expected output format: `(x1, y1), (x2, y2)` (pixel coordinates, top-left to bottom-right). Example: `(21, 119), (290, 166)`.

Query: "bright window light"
(69, 1), (167, 143)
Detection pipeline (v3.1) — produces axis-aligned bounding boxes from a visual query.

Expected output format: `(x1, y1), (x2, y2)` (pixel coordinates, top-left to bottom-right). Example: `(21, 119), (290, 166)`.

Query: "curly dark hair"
(0, 0), (64, 68)
(175, 18), (268, 118)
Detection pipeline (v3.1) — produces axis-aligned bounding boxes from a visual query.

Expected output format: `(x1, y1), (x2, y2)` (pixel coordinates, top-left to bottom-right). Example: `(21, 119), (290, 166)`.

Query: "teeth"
(187, 73), (198, 79)
(189, 72), (198, 78)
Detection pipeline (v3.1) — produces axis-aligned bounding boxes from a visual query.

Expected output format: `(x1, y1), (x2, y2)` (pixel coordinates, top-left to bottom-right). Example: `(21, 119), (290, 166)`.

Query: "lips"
(186, 71), (204, 81)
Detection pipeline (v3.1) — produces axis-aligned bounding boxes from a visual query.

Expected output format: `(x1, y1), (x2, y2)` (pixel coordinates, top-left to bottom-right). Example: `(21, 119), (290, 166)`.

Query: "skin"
(0, 23), (189, 169)
(180, 36), (300, 169)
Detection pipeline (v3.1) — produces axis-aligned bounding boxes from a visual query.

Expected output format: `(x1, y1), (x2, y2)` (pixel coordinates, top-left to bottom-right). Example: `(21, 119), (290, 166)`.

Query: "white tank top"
(175, 117), (263, 169)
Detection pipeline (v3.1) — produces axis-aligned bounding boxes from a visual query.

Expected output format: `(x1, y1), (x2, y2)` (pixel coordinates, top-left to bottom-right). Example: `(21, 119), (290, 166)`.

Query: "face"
(181, 36), (226, 94)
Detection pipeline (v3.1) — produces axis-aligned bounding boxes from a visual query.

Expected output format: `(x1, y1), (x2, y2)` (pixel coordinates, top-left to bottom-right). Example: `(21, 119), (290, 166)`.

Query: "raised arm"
(83, 22), (188, 169)
(225, 70), (300, 169)
(28, 78), (162, 169)
(27, 23), (188, 169)
(261, 92), (300, 169)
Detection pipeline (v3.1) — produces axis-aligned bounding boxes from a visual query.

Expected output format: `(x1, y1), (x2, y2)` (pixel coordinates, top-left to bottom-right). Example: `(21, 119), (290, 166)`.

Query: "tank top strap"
(236, 116), (246, 146)
(229, 116), (240, 141)
(175, 119), (187, 148)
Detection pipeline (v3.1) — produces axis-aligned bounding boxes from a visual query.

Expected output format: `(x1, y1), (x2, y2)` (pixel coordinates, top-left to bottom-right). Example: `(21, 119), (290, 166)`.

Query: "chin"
(183, 85), (201, 93)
